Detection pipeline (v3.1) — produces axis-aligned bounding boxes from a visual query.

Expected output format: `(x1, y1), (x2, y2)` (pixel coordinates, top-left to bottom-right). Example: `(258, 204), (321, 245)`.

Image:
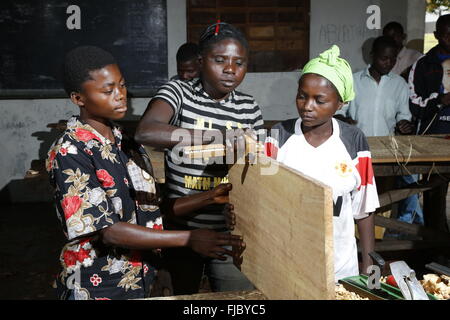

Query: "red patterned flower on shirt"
(152, 223), (163, 231)
(84, 148), (93, 156)
(129, 251), (142, 268)
(61, 196), (83, 220)
(63, 250), (78, 267)
(75, 128), (101, 143)
(96, 169), (115, 188)
(90, 274), (102, 286)
(47, 150), (56, 171)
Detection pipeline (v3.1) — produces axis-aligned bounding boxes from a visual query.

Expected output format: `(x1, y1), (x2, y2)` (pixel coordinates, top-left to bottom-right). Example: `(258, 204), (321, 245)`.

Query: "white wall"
(0, 0), (424, 198)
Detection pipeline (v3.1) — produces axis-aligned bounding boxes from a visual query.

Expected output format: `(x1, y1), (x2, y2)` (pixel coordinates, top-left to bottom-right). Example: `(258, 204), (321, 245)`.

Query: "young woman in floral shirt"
(46, 46), (243, 300)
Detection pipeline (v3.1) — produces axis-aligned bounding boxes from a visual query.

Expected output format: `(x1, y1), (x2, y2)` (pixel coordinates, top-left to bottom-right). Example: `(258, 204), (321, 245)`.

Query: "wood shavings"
(420, 274), (450, 300)
(335, 284), (369, 300)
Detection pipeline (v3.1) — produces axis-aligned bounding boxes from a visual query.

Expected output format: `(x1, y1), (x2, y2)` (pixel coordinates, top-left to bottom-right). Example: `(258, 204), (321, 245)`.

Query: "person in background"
(171, 42), (200, 81)
(410, 14), (450, 135)
(265, 45), (379, 282)
(336, 35), (423, 228)
(337, 36), (414, 137)
(409, 14), (450, 232)
(383, 21), (423, 80)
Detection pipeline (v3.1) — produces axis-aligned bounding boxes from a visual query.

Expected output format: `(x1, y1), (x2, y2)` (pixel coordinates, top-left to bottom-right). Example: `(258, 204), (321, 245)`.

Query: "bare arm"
(135, 99), (215, 148)
(356, 214), (375, 275)
(99, 222), (242, 260)
(161, 183), (232, 217)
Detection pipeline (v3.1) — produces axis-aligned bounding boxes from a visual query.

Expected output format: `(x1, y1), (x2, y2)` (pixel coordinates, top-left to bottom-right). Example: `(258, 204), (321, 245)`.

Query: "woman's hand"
(223, 203), (236, 231)
(211, 183), (232, 204)
(224, 128), (258, 164)
(211, 184), (236, 230)
(231, 238), (246, 270)
(187, 229), (243, 260)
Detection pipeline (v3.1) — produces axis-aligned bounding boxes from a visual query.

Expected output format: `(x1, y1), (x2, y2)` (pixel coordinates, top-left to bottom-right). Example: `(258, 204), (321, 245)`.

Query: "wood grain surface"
(228, 154), (335, 300)
(368, 135), (450, 164)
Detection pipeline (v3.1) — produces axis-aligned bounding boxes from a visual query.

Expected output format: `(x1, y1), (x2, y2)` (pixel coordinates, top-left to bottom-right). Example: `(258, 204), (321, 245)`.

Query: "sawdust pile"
(335, 284), (369, 300)
(420, 274), (450, 300)
(381, 274), (450, 300)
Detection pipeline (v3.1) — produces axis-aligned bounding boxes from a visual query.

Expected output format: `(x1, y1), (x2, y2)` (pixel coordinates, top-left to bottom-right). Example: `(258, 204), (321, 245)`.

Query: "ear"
(70, 91), (85, 107)
(434, 31), (438, 41)
(337, 101), (345, 110)
(198, 55), (204, 68)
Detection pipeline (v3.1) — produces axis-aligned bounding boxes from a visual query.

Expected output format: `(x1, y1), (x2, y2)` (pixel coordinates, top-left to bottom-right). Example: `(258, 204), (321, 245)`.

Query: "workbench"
(143, 134), (450, 300)
(367, 135), (450, 253)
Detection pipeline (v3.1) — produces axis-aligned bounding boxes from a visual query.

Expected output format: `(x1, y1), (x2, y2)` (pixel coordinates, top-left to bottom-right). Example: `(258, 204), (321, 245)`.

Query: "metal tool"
(425, 262), (450, 277)
(390, 261), (429, 300)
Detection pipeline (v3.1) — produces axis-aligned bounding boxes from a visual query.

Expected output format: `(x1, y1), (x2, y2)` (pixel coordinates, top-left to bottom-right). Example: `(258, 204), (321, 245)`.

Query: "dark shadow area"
(0, 202), (65, 299)
(362, 37), (376, 66)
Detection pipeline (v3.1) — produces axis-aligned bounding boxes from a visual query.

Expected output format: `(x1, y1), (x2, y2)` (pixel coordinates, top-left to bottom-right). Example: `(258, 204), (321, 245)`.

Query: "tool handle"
(369, 251), (386, 269)
(425, 262), (450, 277)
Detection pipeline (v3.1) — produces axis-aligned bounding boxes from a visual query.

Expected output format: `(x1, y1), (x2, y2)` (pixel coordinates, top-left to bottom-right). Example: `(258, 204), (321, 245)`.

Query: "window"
(187, 0), (310, 72)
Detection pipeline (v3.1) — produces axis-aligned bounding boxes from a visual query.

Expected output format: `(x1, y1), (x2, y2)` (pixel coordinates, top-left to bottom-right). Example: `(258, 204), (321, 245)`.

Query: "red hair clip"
(214, 19), (221, 36)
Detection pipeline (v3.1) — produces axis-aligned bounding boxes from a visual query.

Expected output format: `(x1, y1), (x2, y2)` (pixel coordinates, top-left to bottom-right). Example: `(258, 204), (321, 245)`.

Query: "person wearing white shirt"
(336, 36), (414, 136)
(336, 36), (424, 228)
(383, 21), (423, 79)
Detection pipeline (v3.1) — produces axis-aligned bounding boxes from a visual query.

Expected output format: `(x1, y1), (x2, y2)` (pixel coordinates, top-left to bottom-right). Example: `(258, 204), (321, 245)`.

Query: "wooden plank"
(371, 240), (450, 252)
(377, 187), (432, 208)
(373, 163), (450, 176)
(228, 154), (335, 300)
(143, 290), (267, 300)
(368, 135), (450, 164)
(374, 215), (450, 240)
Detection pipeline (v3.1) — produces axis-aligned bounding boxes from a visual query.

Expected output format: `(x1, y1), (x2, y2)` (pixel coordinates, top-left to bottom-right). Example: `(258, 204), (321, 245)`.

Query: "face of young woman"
(296, 73), (343, 128)
(78, 64), (127, 122)
(200, 38), (248, 100)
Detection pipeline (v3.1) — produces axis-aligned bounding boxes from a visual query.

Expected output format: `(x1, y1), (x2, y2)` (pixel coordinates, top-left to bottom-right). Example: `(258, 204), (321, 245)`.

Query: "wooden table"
(367, 135), (450, 252)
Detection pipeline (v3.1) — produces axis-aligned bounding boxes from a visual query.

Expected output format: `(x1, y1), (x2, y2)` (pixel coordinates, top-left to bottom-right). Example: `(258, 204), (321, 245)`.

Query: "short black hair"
(436, 14), (450, 34)
(198, 22), (249, 55)
(63, 45), (116, 95)
(176, 42), (200, 63)
(383, 21), (404, 35)
(371, 36), (398, 55)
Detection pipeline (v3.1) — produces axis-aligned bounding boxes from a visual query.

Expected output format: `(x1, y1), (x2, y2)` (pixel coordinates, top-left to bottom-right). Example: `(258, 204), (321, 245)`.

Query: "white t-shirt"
(266, 118), (379, 282)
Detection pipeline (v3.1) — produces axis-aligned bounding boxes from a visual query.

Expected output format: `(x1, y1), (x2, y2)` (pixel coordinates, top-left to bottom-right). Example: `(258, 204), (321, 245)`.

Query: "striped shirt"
(152, 79), (264, 231)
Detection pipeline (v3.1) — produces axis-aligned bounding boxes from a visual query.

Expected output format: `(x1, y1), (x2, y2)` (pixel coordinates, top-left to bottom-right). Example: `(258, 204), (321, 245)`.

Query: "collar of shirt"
(192, 78), (236, 104)
(361, 65), (394, 82)
(67, 115), (123, 147)
(294, 117), (340, 141)
(397, 46), (407, 60)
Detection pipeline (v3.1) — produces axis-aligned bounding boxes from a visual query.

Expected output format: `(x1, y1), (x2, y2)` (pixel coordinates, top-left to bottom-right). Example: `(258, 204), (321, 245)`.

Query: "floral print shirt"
(46, 116), (163, 300)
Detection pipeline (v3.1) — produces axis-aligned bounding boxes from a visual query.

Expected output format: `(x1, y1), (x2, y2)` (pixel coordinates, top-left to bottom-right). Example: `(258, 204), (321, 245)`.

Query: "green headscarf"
(302, 45), (355, 103)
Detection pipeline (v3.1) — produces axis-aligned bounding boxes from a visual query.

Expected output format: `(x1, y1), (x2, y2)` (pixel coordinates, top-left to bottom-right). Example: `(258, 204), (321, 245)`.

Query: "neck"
(301, 119), (333, 147)
(79, 114), (114, 142)
(368, 66), (382, 83)
(201, 80), (230, 101)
